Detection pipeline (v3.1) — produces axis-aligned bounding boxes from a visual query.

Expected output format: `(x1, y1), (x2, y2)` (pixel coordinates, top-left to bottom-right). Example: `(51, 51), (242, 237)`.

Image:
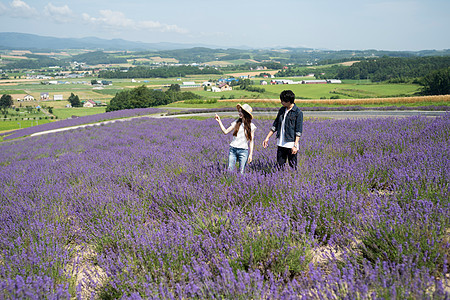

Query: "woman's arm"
(248, 128), (256, 163)
(215, 114), (234, 134)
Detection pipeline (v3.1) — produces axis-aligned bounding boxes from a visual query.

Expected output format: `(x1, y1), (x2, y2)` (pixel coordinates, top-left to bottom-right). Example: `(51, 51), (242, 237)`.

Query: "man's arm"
(262, 130), (274, 148)
(295, 110), (303, 138)
(291, 111), (303, 154)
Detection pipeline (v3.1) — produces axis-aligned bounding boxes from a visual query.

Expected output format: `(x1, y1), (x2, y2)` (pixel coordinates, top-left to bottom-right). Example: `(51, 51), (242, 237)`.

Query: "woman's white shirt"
(229, 121), (257, 149)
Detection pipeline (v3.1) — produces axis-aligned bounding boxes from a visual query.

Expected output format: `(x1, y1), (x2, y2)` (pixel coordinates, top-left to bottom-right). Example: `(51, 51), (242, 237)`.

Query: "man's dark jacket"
(270, 104), (303, 142)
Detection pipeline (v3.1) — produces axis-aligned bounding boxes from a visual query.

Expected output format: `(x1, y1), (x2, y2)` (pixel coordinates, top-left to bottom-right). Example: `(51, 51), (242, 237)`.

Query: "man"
(262, 90), (303, 168)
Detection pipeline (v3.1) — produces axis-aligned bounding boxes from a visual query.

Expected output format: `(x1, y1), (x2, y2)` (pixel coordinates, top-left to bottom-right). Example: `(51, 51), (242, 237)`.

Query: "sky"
(0, 0), (449, 51)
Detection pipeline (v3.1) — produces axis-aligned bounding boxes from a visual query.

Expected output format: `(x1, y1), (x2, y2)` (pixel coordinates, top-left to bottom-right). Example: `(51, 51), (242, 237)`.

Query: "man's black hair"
(280, 90), (295, 104)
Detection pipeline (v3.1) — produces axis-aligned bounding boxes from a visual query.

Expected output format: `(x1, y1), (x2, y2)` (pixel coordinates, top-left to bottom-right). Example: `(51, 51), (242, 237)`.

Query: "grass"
(52, 107), (107, 119)
(0, 89), (26, 94)
(260, 83), (421, 99)
(0, 76), (423, 105)
(0, 119), (54, 133)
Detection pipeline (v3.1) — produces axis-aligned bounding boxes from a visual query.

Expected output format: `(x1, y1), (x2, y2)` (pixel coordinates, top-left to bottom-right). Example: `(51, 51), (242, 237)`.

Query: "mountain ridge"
(0, 32), (224, 51)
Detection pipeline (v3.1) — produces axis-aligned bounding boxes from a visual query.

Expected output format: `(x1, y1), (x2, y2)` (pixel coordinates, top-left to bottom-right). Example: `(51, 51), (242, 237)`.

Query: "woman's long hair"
(233, 110), (252, 141)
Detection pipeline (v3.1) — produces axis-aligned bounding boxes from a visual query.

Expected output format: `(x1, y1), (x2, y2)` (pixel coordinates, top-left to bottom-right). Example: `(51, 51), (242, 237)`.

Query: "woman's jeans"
(228, 146), (249, 173)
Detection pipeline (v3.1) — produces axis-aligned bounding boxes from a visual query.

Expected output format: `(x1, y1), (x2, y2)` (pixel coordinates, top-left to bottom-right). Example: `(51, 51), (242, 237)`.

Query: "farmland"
(2, 73), (449, 134)
(0, 114), (449, 298)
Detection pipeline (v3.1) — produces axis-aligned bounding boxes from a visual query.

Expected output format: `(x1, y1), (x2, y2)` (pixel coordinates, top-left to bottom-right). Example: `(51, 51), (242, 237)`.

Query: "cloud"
(0, 3), (8, 15)
(82, 10), (188, 34)
(8, 0), (37, 17)
(44, 3), (74, 23)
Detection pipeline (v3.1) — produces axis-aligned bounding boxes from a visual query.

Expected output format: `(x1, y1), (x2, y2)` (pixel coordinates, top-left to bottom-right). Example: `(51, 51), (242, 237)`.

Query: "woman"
(215, 103), (256, 173)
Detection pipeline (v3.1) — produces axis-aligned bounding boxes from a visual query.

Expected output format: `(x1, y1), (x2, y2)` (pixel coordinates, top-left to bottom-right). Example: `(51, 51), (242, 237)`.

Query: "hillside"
(0, 32), (219, 51)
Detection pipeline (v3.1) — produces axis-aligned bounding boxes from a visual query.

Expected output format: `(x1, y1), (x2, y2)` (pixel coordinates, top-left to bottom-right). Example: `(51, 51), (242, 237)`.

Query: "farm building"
(83, 100), (96, 108)
(23, 94), (35, 101)
(217, 78), (239, 84)
(260, 80), (268, 85)
(40, 92), (49, 100)
(54, 94), (63, 101)
(302, 80), (328, 84)
(271, 79), (294, 85)
(181, 82), (201, 88)
(218, 83), (232, 91)
(327, 79), (342, 84)
(211, 83), (233, 92)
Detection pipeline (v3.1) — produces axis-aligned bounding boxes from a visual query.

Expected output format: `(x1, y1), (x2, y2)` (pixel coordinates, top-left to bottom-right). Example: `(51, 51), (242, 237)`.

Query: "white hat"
(236, 103), (253, 119)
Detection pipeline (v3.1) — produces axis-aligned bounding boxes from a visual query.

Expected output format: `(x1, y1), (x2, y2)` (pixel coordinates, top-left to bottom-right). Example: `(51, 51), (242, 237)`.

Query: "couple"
(215, 90), (303, 173)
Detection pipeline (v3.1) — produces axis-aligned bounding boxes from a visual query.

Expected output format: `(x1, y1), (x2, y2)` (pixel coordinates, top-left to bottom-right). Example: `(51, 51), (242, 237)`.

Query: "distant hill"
(0, 32), (221, 51)
(1, 32), (449, 67)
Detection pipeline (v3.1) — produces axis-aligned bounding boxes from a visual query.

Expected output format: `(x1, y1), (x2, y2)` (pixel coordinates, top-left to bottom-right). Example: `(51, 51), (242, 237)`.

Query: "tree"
(168, 84), (181, 92)
(0, 94), (13, 114)
(106, 85), (201, 112)
(68, 93), (81, 107)
(106, 90), (130, 112)
(420, 67), (450, 96)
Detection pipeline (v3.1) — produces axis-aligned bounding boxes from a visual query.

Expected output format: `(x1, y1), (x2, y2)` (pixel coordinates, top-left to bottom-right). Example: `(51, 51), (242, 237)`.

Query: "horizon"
(0, 0), (449, 51)
(1, 31), (449, 52)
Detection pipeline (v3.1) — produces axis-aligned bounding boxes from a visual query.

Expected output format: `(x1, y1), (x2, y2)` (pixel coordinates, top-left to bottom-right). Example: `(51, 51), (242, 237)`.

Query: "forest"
(106, 85), (201, 111)
(278, 56), (450, 82)
(4, 54), (70, 69)
(98, 65), (222, 79)
(70, 51), (128, 65)
(335, 56), (450, 81)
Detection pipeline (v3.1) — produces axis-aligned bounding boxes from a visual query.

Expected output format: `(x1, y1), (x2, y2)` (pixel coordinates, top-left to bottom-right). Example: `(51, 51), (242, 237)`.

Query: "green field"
(0, 119), (53, 134)
(52, 107), (107, 119)
(259, 83), (420, 99)
(0, 75), (440, 120)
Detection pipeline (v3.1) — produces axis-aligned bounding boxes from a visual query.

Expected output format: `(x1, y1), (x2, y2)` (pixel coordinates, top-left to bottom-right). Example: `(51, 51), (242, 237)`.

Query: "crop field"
(52, 107), (107, 119)
(165, 94), (450, 109)
(260, 83), (421, 99)
(0, 119), (53, 134)
(1, 75), (421, 101)
(0, 114), (448, 298)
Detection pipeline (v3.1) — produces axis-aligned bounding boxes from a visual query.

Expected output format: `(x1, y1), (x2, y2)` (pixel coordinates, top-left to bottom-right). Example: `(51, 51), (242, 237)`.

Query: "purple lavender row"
(1, 107), (163, 140)
(0, 115), (448, 298)
(168, 105), (449, 115)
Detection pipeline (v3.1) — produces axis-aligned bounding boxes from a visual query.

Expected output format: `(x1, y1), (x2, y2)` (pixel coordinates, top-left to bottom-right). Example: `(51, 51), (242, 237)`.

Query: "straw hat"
(236, 103), (253, 119)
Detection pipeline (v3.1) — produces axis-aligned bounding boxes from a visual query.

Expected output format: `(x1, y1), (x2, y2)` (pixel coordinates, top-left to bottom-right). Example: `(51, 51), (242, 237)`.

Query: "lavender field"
(1, 107), (162, 141)
(0, 114), (449, 299)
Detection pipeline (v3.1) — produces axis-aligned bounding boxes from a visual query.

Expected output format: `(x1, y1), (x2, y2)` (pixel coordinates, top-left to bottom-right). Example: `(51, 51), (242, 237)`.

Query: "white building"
(181, 81), (201, 88)
(54, 94), (63, 101)
(40, 92), (49, 100)
(327, 79), (342, 84)
(23, 94), (35, 101)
